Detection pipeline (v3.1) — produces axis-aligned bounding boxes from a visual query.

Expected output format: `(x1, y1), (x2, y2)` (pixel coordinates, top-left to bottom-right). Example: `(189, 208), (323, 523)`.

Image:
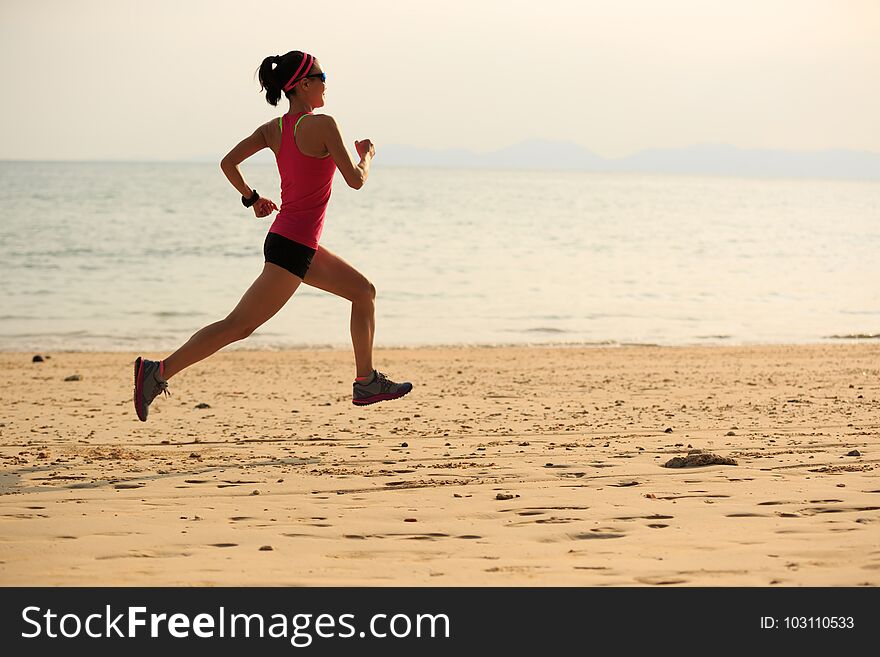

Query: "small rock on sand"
(664, 449), (737, 468)
(259, 545), (274, 551)
(64, 374), (82, 382)
(32, 355), (44, 363)
(195, 403), (211, 409)
(846, 450), (861, 457)
(495, 493), (515, 500)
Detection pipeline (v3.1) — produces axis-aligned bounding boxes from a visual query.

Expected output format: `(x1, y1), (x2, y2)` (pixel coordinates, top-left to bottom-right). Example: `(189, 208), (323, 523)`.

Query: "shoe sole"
(133, 357), (147, 422)
(352, 385), (413, 406)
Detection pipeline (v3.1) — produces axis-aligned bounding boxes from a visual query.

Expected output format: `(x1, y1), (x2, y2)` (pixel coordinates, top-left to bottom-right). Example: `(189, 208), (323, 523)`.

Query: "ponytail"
(256, 51), (315, 106)
(257, 55), (284, 106)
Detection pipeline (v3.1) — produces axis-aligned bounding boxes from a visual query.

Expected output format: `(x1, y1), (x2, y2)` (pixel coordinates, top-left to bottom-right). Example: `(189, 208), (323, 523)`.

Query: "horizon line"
(3, 141), (880, 164)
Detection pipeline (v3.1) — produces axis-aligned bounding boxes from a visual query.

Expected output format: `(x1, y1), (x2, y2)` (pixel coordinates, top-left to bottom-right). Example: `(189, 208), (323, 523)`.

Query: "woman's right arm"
(318, 115), (375, 190)
(220, 123), (278, 218)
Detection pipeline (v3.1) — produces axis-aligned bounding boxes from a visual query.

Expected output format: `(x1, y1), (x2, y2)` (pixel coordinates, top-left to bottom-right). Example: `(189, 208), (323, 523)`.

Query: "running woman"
(133, 51), (412, 421)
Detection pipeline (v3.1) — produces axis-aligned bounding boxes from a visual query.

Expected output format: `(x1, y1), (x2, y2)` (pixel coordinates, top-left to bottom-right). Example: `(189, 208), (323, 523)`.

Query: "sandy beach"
(0, 344), (878, 586)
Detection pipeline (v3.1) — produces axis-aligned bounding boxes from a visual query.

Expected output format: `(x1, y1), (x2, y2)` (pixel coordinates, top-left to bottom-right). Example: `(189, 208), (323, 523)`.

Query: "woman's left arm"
(220, 123), (278, 218)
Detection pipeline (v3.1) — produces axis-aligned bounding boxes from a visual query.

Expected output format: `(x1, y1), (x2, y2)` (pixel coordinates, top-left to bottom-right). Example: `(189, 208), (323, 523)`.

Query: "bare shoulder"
(259, 118), (282, 153)
(259, 117), (282, 136)
(309, 114), (340, 132)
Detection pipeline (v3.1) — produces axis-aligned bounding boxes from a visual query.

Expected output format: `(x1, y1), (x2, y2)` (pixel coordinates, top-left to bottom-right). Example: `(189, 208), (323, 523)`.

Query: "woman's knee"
(353, 280), (376, 305)
(222, 315), (258, 342)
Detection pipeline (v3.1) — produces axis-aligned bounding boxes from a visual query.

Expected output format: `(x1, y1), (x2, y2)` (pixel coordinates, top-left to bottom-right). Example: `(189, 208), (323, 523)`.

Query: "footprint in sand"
(401, 534), (448, 541)
(97, 549), (193, 559)
(799, 506), (880, 516)
(570, 530), (626, 540)
(635, 575), (689, 585)
(658, 494), (730, 500)
(535, 517), (578, 524)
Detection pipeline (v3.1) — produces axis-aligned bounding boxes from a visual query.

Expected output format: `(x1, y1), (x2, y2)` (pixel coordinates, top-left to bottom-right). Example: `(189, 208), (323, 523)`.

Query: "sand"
(0, 344), (878, 586)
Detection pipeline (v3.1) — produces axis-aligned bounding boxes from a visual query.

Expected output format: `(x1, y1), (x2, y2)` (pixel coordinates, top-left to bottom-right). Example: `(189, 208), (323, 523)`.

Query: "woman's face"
(300, 62), (326, 108)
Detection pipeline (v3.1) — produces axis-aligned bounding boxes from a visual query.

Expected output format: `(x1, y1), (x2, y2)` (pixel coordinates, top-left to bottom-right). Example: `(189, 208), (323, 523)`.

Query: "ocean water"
(1, 161), (878, 352)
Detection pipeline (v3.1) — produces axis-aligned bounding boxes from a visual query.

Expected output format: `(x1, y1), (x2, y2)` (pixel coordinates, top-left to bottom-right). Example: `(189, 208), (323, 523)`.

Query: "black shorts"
(263, 232), (316, 279)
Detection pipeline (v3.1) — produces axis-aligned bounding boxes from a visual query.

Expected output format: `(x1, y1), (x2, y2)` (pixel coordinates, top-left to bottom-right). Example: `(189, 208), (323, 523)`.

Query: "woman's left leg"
(304, 245), (376, 378)
(305, 245), (412, 405)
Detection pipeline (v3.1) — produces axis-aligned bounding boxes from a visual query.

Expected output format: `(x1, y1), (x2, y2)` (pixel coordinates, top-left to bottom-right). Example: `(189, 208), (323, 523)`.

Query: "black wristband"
(241, 189), (259, 208)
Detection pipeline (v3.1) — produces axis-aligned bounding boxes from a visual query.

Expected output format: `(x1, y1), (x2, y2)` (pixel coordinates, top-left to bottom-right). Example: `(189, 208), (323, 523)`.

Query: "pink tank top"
(269, 111), (337, 249)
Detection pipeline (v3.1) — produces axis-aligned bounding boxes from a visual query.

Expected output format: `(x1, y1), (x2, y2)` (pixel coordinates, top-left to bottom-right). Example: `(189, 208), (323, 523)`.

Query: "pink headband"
(282, 53), (314, 92)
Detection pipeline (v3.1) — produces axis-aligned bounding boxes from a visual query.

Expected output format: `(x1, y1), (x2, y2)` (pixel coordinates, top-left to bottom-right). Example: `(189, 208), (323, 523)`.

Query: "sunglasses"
(302, 72), (326, 83)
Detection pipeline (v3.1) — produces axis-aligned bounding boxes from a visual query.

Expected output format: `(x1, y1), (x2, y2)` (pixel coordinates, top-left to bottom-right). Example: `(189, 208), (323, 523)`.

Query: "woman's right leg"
(161, 262), (302, 380)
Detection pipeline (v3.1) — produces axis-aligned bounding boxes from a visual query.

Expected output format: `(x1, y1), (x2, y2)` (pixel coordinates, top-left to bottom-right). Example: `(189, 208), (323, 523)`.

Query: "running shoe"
(133, 357), (169, 421)
(352, 370), (413, 406)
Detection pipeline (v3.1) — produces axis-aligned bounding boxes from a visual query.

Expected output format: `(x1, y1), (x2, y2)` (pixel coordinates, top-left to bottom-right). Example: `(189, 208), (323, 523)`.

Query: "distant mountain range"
(372, 141), (880, 180)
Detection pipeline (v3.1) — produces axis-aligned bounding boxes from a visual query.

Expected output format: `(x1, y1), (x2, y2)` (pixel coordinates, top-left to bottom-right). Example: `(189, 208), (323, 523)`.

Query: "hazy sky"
(1, 0), (878, 160)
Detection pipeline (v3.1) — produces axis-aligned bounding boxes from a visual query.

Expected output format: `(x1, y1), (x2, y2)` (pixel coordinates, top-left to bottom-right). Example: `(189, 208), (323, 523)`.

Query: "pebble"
(664, 450), (737, 468)
(64, 374), (82, 382)
(251, 490), (261, 495)
(195, 403), (211, 409)
(32, 355), (44, 363)
(664, 428), (673, 433)
(495, 493), (516, 500)
(401, 442), (408, 447)
(259, 545), (274, 551)
(404, 518), (417, 522)
(846, 450), (861, 457)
